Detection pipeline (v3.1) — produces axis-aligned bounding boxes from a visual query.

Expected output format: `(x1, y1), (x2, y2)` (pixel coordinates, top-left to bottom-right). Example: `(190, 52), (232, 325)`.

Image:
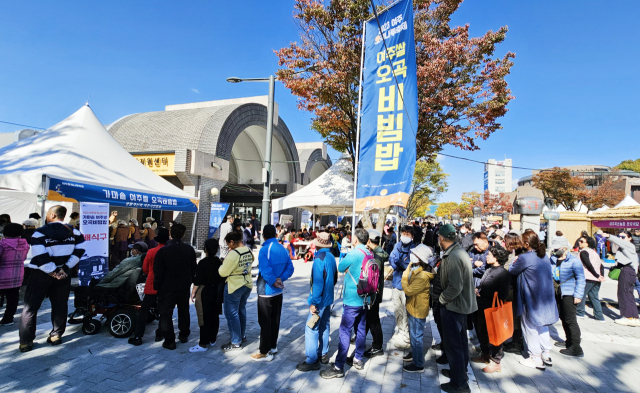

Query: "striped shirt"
(29, 221), (85, 273)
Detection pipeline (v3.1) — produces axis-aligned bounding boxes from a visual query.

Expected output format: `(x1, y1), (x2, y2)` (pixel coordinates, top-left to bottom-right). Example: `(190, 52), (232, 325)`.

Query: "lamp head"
(226, 77), (242, 83)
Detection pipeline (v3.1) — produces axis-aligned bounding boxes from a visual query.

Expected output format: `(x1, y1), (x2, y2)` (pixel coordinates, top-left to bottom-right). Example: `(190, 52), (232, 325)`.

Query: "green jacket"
(439, 242), (477, 315)
(97, 254), (144, 289)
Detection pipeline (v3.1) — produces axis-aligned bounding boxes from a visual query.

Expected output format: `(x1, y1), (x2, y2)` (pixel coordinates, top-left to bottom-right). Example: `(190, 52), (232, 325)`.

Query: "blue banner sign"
(209, 202), (230, 238)
(48, 177), (198, 212)
(356, 0), (417, 211)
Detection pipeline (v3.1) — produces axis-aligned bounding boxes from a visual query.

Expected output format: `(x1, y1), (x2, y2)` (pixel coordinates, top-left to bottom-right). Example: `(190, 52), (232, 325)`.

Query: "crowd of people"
(1, 208), (640, 393)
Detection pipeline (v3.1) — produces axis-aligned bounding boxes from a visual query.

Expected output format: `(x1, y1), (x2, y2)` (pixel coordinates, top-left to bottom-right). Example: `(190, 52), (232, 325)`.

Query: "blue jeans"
(223, 284), (251, 345)
(335, 305), (366, 370)
(305, 305), (331, 364)
(407, 313), (426, 368)
(440, 306), (469, 389)
(598, 246), (606, 260)
(577, 281), (604, 320)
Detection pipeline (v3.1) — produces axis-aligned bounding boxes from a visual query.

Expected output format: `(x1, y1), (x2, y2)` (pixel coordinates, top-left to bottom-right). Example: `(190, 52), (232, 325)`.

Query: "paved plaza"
(1, 260), (639, 393)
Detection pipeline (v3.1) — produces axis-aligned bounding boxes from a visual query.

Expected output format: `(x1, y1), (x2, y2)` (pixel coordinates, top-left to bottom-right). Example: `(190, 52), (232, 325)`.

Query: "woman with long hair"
(503, 233), (525, 354)
(509, 232), (558, 369)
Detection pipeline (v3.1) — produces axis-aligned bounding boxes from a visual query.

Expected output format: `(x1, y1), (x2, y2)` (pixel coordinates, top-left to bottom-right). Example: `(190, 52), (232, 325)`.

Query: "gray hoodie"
(609, 235), (639, 270)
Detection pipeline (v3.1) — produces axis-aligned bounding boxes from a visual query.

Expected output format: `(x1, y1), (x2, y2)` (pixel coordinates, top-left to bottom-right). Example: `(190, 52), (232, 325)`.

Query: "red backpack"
(347, 248), (380, 303)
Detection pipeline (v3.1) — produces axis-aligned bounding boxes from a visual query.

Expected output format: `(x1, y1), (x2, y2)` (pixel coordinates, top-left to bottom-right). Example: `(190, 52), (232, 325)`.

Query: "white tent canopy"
(0, 105), (198, 212)
(614, 195), (640, 209)
(272, 155), (355, 216)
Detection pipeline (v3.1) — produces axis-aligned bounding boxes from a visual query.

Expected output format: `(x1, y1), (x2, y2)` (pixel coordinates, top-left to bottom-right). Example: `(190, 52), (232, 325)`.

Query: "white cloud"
(191, 88), (200, 94)
(436, 153), (445, 161)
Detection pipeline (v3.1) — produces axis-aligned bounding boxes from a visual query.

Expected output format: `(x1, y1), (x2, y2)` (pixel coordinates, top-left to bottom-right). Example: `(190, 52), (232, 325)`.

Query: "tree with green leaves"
(406, 160), (449, 218)
(435, 201), (460, 218)
(615, 159), (640, 173)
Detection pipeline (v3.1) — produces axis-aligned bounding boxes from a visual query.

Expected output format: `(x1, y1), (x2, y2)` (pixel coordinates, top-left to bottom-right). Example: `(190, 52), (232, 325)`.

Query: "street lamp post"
(226, 75), (276, 227)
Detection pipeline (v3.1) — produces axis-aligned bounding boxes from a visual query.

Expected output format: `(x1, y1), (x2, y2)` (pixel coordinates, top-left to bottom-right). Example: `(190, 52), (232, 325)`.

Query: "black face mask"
(553, 249), (564, 258)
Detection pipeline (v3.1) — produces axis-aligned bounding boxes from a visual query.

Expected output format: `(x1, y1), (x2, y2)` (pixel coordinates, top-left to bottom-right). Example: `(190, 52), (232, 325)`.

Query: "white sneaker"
(269, 347), (278, 355)
(542, 354), (553, 366)
(189, 345), (208, 353)
(615, 318), (635, 326)
(251, 352), (274, 362)
(519, 357), (545, 370)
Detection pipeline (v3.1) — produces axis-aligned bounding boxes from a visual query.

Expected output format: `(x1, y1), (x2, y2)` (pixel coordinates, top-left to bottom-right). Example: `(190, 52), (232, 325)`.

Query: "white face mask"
(400, 235), (412, 244)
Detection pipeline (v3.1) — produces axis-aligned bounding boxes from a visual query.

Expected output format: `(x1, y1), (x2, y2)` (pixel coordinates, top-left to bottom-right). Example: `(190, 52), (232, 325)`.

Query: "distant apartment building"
(484, 159), (512, 194)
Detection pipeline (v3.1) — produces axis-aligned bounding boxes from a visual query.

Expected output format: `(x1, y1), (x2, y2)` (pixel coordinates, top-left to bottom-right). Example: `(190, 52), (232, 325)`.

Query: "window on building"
(495, 187), (505, 192)
(495, 179), (505, 184)
(495, 171), (505, 177)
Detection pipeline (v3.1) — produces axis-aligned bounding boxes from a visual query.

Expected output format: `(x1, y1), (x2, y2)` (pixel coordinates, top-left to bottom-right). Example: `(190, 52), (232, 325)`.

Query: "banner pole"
(352, 22), (366, 229)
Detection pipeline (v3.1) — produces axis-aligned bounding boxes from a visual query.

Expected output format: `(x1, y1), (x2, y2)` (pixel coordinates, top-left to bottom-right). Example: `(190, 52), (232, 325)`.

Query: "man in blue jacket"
(297, 232), (337, 372)
(252, 224), (294, 361)
(321, 228), (373, 379)
(388, 225), (416, 349)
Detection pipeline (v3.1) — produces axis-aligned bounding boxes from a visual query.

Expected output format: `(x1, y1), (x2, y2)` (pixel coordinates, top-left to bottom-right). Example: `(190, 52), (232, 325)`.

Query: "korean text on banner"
(209, 203), (230, 238)
(356, 0), (417, 211)
(78, 202), (110, 286)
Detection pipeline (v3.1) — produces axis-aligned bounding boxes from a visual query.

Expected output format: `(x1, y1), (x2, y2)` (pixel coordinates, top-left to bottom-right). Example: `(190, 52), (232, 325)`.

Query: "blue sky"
(1, 1), (638, 203)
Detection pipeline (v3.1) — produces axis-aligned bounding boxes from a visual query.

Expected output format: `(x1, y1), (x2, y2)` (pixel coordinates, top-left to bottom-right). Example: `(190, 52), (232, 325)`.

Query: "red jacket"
(143, 243), (165, 295)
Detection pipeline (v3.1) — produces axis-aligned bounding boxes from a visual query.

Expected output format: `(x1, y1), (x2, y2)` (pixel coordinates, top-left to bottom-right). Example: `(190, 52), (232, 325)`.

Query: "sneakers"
(0, 320), (14, 326)
(553, 341), (566, 348)
(403, 363), (423, 373)
(251, 352), (274, 362)
(403, 352), (413, 362)
(128, 337), (142, 346)
(482, 360), (501, 373)
(471, 353), (489, 364)
(269, 347), (278, 355)
(436, 354), (449, 365)
(162, 341), (176, 350)
(320, 364), (345, 379)
(364, 347), (384, 358)
(519, 356), (545, 370)
(615, 318), (640, 327)
(576, 315), (586, 319)
(47, 336), (62, 346)
(321, 353), (330, 364)
(221, 343), (242, 352)
(559, 347), (584, 358)
(542, 353), (553, 366)
(296, 361), (321, 372)
(189, 345), (208, 353)
(19, 343), (33, 353)
(351, 358), (364, 370)
(440, 382), (471, 393)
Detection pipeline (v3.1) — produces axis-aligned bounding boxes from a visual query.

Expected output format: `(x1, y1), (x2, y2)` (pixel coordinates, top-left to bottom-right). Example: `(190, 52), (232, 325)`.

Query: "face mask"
(401, 235), (412, 244)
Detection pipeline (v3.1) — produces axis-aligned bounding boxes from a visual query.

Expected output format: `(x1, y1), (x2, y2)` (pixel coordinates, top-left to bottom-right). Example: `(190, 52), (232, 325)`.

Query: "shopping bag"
(484, 292), (514, 346)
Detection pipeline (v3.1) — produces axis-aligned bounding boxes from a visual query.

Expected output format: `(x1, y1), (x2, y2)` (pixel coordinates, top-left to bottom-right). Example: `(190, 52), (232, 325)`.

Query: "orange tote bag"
(484, 292), (514, 346)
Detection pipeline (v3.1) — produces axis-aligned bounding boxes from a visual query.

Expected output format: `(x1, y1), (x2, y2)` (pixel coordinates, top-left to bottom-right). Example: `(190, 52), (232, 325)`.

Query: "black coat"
(476, 266), (510, 310)
(153, 239), (197, 292)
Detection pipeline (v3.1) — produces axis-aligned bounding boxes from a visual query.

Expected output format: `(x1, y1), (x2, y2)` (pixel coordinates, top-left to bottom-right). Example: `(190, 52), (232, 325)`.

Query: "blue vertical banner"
(208, 202), (230, 238)
(356, 0), (417, 211)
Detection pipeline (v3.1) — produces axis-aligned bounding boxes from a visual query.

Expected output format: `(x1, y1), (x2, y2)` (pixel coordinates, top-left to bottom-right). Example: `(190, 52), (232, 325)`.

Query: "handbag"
(608, 265), (621, 280)
(484, 292), (514, 346)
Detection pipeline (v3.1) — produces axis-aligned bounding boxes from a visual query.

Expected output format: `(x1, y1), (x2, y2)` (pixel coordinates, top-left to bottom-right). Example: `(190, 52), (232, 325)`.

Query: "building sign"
(484, 171), (489, 191)
(592, 220), (640, 229)
(78, 202), (109, 286)
(132, 153), (176, 176)
(356, 0), (418, 211)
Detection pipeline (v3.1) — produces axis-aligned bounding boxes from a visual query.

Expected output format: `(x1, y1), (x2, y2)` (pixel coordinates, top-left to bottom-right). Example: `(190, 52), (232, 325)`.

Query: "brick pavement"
(0, 261), (639, 392)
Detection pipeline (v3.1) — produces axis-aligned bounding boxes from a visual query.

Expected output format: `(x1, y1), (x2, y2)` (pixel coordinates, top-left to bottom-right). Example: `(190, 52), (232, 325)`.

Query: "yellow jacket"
(219, 246), (254, 294)
(401, 263), (435, 319)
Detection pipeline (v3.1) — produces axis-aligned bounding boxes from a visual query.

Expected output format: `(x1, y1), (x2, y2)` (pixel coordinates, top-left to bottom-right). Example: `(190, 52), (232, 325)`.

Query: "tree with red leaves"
(275, 0), (515, 172)
(482, 190), (512, 215)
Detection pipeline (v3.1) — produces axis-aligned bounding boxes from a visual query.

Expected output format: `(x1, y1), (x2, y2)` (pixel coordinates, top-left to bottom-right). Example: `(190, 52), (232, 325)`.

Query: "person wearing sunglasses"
(603, 231), (640, 326)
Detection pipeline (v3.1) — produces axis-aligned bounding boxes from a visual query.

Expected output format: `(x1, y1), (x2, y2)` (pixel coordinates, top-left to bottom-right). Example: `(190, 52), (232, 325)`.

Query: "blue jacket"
(469, 247), (489, 287)
(509, 250), (559, 326)
(257, 238), (294, 296)
(389, 240), (416, 290)
(339, 244), (372, 307)
(550, 253), (586, 299)
(308, 249), (338, 309)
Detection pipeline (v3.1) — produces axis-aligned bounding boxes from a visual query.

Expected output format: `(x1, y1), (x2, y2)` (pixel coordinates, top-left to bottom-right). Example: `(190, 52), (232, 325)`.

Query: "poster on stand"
(301, 210), (312, 228)
(209, 202), (230, 238)
(78, 202), (110, 286)
(271, 212), (280, 226)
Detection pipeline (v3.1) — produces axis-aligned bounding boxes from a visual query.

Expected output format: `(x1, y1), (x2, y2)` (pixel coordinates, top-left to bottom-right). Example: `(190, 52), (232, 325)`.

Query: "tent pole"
(40, 175), (47, 221)
(352, 22), (366, 229)
(313, 206), (316, 231)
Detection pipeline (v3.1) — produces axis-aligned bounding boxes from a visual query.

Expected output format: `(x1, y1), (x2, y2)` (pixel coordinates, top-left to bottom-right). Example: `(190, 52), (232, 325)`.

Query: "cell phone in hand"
(307, 313), (321, 329)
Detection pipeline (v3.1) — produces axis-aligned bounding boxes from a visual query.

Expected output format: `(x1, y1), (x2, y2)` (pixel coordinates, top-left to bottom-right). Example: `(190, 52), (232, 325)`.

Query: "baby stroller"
(71, 268), (158, 338)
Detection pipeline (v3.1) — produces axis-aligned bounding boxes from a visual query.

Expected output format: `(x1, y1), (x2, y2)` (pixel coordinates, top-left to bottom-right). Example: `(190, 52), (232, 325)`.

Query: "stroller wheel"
(82, 319), (101, 335)
(108, 310), (135, 338)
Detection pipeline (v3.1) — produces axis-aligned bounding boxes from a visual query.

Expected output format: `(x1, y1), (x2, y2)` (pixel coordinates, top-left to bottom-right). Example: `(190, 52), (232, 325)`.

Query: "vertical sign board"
(209, 203), (230, 238)
(78, 202), (110, 286)
(301, 210), (312, 228)
(271, 212), (280, 226)
(356, 0), (418, 211)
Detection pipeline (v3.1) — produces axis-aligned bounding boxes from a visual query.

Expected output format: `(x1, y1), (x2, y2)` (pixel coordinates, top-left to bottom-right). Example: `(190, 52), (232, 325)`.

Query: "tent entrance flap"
(47, 177), (198, 212)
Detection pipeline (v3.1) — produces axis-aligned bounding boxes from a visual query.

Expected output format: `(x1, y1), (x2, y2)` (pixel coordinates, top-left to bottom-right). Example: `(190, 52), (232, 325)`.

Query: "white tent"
(271, 155), (355, 216)
(593, 205), (610, 213)
(614, 195), (640, 209)
(0, 105), (198, 212)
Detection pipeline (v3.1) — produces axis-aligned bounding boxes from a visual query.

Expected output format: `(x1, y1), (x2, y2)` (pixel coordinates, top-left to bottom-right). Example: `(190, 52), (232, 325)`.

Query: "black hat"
(263, 224), (277, 239)
(29, 212), (41, 220)
(128, 242), (148, 253)
(155, 228), (170, 244)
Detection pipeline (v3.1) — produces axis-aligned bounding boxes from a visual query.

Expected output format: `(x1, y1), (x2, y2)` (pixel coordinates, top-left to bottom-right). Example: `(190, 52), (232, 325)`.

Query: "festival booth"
(0, 105), (198, 282)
